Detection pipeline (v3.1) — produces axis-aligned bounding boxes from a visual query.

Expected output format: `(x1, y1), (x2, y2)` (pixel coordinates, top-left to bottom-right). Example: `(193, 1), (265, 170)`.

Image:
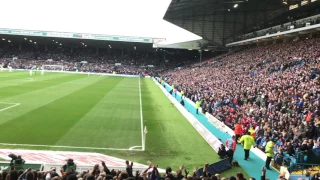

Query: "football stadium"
(1, 0), (320, 180)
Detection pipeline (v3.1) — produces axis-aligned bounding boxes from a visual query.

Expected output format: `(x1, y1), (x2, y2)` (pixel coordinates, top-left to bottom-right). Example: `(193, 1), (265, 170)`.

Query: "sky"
(0, 0), (202, 45)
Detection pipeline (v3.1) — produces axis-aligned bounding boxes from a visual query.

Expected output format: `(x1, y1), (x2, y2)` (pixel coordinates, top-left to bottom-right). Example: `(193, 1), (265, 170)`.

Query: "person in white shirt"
(41, 67), (44, 76)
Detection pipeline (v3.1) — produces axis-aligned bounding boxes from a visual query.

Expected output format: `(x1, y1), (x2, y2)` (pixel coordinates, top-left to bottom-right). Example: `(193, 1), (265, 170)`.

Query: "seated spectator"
(218, 144), (227, 159)
(274, 150), (285, 167)
(284, 142), (295, 156)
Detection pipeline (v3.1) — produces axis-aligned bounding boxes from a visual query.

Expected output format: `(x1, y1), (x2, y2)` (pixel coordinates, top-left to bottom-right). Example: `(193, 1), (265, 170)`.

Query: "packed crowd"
(0, 43), (167, 75)
(5, 158), (296, 180)
(162, 36), (320, 166)
(0, 58), (150, 75)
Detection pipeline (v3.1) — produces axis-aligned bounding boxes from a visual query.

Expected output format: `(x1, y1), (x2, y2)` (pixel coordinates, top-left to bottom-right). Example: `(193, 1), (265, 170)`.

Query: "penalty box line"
(0, 143), (144, 151)
(0, 102), (21, 112)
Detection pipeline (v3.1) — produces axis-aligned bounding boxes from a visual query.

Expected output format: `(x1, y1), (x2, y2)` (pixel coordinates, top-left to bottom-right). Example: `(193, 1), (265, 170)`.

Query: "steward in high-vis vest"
(265, 139), (275, 170)
(239, 132), (255, 160)
(180, 90), (184, 98)
(196, 100), (201, 114)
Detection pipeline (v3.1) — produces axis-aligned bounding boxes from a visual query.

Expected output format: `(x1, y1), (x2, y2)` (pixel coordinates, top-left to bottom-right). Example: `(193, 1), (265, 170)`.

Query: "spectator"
(284, 142), (294, 156)
(125, 161), (133, 177)
(225, 136), (237, 164)
(218, 144), (227, 159)
(62, 159), (77, 175)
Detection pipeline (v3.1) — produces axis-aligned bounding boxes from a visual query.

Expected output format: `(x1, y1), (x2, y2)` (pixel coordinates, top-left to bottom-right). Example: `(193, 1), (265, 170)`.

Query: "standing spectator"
(62, 159), (76, 175)
(234, 123), (244, 143)
(226, 136), (237, 152)
(125, 160), (133, 177)
(226, 136), (237, 164)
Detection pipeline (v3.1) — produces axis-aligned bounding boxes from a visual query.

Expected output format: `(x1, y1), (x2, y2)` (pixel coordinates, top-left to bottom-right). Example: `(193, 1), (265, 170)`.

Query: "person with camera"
(8, 154), (25, 171)
(61, 159), (77, 176)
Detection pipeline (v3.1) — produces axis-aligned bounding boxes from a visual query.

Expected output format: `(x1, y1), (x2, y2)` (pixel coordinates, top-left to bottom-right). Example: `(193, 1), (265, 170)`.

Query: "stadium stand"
(1, 33), (320, 179)
(161, 35), (320, 177)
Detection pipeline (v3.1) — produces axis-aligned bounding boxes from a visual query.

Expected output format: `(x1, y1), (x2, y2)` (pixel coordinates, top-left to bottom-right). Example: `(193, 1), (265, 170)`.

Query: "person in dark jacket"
(218, 144), (227, 159)
(62, 159), (77, 174)
(306, 123), (316, 139)
(125, 160), (133, 177)
(285, 142), (295, 156)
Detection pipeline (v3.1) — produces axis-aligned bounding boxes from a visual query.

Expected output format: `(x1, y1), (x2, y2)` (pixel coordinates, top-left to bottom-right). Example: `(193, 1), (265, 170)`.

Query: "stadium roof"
(0, 0), (202, 46)
(164, 0), (289, 51)
(0, 34), (154, 51)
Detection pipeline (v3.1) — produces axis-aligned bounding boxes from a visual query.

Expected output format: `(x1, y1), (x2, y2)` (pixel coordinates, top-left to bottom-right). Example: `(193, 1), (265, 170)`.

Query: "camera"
(8, 154), (25, 166)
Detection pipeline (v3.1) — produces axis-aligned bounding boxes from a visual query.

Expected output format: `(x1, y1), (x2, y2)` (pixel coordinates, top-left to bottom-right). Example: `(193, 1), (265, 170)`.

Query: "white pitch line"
(129, 146), (143, 151)
(0, 103), (20, 112)
(0, 102), (20, 105)
(0, 143), (144, 151)
(138, 77), (145, 151)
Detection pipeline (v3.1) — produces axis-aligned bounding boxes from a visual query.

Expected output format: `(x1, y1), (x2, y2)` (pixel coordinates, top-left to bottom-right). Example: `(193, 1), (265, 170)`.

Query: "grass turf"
(0, 71), (248, 178)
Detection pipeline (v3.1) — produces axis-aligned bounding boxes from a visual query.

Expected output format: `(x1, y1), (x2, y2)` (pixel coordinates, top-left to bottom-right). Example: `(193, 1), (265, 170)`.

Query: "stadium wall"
(152, 78), (222, 153)
(156, 78), (267, 161)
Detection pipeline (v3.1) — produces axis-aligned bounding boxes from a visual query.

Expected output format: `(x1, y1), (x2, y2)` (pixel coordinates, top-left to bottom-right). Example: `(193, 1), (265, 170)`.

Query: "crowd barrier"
(152, 78), (223, 153)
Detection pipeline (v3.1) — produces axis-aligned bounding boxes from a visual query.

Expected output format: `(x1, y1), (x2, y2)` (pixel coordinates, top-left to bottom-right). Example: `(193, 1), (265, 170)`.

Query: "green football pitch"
(0, 71), (247, 177)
